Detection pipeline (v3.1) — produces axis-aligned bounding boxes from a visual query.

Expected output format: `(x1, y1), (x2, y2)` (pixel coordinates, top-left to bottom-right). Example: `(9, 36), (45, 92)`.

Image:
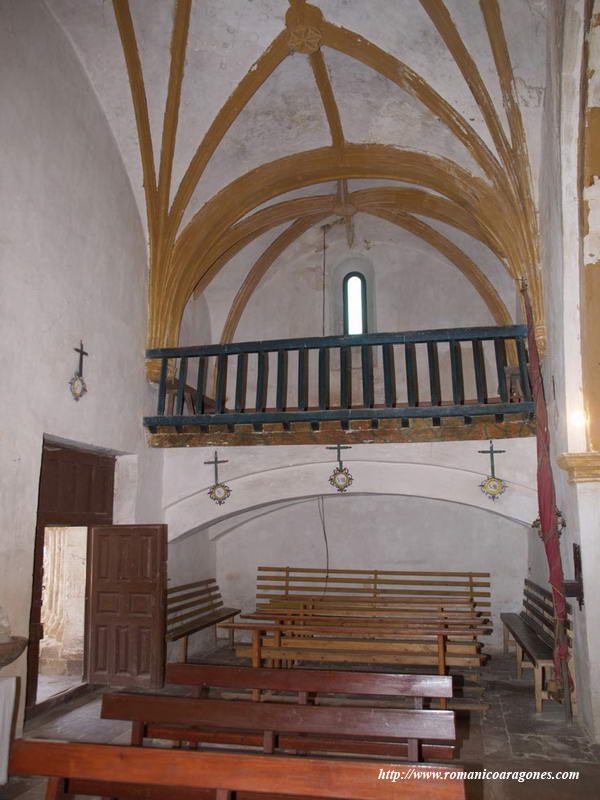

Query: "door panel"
(27, 443), (115, 713)
(87, 525), (167, 689)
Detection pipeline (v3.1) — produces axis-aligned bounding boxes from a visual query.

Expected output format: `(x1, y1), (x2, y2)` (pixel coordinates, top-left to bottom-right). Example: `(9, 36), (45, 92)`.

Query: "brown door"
(87, 525), (167, 688)
(27, 443), (115, 712)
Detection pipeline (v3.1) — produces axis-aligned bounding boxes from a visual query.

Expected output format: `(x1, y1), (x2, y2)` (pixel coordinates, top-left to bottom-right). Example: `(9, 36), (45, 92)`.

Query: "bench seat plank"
(166, 607), (241, 642)
(102, 693), (456, 741)
(165, 664), (454, 698)
(166, 578), (240, 661)
(9, 739), (466, 800)
(235, 645), (482, 668)
(500, 613), (552, 662)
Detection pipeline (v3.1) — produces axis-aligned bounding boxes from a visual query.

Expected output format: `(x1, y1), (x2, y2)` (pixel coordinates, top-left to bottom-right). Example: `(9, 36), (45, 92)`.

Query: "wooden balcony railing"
(144, 325), (533, 434)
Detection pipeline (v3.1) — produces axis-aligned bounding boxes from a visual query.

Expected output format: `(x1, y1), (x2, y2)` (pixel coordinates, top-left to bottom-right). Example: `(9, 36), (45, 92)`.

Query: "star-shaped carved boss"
(288, 25), (322, 54)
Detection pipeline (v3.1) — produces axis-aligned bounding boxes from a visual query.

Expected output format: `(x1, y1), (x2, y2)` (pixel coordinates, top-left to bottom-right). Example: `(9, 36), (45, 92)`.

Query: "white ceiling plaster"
(324, 46), (485, 178)
(45, 0), (547, 239)
(412, 216), (517, 319)
(241, 181), (339, 219)
(182, 53), (331, 222)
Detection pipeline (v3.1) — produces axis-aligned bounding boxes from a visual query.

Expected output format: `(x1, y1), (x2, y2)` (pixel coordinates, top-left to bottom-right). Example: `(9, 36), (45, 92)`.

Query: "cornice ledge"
(557, 452), (600, 483)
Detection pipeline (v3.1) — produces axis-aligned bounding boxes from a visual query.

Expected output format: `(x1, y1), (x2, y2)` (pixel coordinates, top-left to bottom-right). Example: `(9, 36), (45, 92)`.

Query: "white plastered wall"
(0, 0), (162, 729)
(163, 438), (538, 655)
(531, 0), (600, 739)
(211, 494), (529, 650)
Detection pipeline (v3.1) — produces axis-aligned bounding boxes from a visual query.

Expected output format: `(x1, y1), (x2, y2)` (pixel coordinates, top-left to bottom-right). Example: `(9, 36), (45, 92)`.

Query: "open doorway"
(37, 526), (87, 704)
(26, 441), (115, 717)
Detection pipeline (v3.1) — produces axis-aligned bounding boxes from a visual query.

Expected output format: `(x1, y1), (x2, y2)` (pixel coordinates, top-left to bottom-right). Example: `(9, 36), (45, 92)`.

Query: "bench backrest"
(166, 579), (223, 639)
(101, 693), (456, 742)
(9, 739), (466, 799)
(521, 579), (573, 649)
(257, 567), (491, 609)
(165, 663), (454, 699)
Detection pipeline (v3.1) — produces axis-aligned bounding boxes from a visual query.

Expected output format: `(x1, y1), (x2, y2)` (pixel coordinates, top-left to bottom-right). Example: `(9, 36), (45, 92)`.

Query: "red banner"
(521, 285), (569, 685)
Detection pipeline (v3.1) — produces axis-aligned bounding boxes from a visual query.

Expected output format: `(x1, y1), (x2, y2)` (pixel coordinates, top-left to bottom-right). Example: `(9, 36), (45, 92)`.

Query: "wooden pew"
(254, 600), (483, 619)
(501, 579), (576, 712)
(257, 567), (491, 613)
(165, 662), (453, 708)
(166, 578), (240, 662)
(242, 611), (489, 636)
(9, 739), (467, 799)
(222, 620), (489, 682)
(101, 692), (457, 763)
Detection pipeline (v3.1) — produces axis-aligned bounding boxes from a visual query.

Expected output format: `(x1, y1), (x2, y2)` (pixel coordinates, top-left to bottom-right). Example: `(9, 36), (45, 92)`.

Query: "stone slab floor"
(2, 649), (599, 800)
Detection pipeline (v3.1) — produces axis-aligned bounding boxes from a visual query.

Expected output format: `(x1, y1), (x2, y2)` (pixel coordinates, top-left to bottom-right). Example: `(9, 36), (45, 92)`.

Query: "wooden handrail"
(144, 324), (533, 432)
(147, 324), (529, 358)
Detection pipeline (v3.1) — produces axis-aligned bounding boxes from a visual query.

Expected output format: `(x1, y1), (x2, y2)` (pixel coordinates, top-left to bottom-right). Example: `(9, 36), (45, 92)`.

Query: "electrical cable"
(322, 226), (327, 337)
(317, 495), (330, 599)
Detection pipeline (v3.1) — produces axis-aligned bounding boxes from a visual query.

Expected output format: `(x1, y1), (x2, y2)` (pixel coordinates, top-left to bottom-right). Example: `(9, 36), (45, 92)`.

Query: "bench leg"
(251, 629), (260, 667)
(437, 635), (448, 709)
(45, 777), (66, 800)
(407, 738), (420, 762)
(569, 656), (578, 714)
(131, 720), (145, 746)
(180, 635), (188, 663)
(515, 643), (523, 679)
(534, 665), (543, 712)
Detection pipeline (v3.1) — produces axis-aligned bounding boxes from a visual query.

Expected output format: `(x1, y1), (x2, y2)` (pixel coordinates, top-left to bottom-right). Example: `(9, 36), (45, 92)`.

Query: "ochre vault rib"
(113, 0), (543, 362)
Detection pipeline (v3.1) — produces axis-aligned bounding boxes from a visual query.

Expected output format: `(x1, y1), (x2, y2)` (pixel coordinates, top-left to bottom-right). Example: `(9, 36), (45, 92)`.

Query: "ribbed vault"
(108, 0), (543, 370)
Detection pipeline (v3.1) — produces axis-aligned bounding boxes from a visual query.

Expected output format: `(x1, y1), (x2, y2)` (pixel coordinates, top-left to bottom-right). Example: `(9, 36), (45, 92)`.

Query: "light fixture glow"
(570, 409), (588, 427)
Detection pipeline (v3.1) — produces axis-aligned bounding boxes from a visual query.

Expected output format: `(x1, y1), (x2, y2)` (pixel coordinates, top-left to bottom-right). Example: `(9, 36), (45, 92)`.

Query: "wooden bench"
(101, 691), (457, 763)
(501, 579), (575, 712)
(255, 598), (482, 618)
(222, 620), (488, 687)
(9, 739), (466, 799)
(257, 567), (491, 614)
(166, 579), (240, 662)
(243, 610), (489, 633)
(165, 662), (453, 709)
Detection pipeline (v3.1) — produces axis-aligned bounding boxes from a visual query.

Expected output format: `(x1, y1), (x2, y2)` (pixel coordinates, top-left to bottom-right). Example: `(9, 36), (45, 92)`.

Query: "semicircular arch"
(165, 460), (536, 542)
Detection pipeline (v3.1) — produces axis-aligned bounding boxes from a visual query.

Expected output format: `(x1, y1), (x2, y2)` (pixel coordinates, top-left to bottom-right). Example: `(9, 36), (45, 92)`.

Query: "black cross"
(326, 443), (352, 469)
(478, 440), (505, 478)
(204, 451), (228, 484)
(73, 340), (88, 377)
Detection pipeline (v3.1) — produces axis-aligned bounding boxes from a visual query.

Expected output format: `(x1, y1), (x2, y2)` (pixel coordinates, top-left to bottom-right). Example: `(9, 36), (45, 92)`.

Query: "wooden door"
(87, 525), (167, 688)
(27, 443), (115, 712)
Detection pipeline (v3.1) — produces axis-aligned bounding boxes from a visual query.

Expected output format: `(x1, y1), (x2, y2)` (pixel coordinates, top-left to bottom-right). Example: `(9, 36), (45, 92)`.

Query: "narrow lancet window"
(343, 272), (367, 335)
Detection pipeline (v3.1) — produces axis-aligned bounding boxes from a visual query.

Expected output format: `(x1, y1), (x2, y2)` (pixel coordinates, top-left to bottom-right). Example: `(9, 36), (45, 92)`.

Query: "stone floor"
(36, 674), (83, 704)
(2, 648), (599, 800)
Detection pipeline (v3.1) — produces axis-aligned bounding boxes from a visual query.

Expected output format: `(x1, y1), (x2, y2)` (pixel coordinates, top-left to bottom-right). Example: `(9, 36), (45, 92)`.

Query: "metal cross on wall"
(68, 340), (89, 401)
(204, 450), (228, 484)
(73, 340), (88, 377)
(478, 440), (508, 501)
(204, 451), (231, 505)
(478, 440), (505, 478)
(326, 443), (352, 469)
(326, 444), (354, 493)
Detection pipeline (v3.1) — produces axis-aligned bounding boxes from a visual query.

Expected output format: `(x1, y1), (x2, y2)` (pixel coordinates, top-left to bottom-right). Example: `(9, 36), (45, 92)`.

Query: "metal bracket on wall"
(564, 543), (584, 610)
